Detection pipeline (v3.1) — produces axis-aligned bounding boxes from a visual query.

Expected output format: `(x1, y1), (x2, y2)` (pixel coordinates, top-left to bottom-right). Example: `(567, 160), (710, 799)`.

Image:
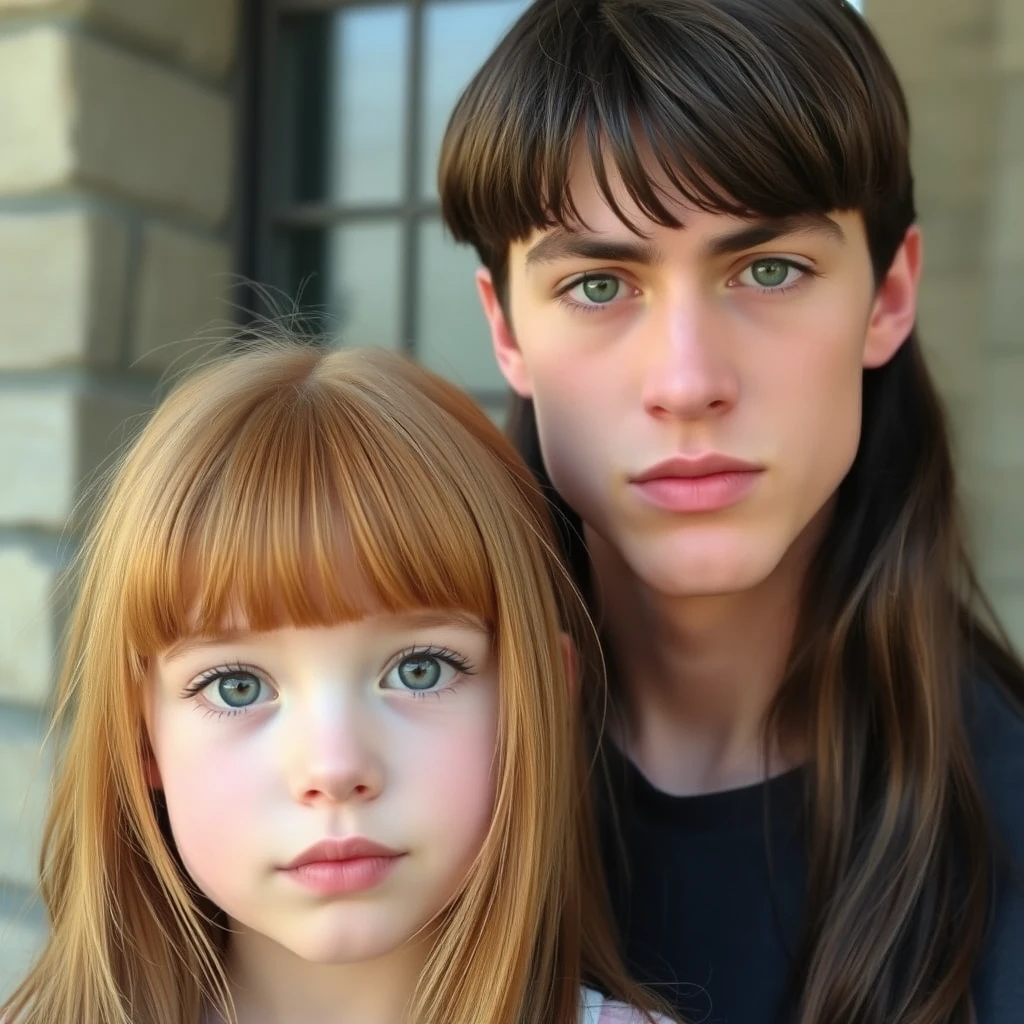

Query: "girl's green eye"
(396, 655), (442, 691)
(217, 673), (262, 708)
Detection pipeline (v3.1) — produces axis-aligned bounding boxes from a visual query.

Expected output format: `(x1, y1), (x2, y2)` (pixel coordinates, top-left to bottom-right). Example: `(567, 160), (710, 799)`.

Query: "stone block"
(886, 29), (991, 87)
(72, 34), (234, 226)
(973, 354), (1024, 467)
(0, 725), (51, 889)
(908, 80), (997, 214)
(917, 208), (987, 275)
(132, 224), (233, 373)
(971, 465), (1024, 585)
(0, 0), (238, 79)
(0, 210), (129, 370)
(0, 28), (233, 225)
(0, 385), (151, 530)
(996, 0), (1024, 74)
(916, 275), (984, 405)
(988, 260), (1024, 353)
(0, 29), (76, 194)
(993, 74), (1024, 164)
(873, 0), (993, 82)
(990, 159), (1024, 264)
(89, 0), (240, 81)
(0, 547), (59, 706)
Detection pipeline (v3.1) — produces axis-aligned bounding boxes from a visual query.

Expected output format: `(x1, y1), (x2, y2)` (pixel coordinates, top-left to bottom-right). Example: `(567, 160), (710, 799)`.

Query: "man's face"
(479, 150), (919, 598)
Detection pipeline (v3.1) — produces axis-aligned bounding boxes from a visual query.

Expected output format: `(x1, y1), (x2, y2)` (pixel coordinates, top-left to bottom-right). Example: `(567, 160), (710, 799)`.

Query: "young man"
(438, 1), (1024, 1022)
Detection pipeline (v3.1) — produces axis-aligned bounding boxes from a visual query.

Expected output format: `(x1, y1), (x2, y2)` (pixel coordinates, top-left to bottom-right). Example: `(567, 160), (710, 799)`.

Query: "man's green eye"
(749, 260), (792, 288)
(580, 276), (621, 303)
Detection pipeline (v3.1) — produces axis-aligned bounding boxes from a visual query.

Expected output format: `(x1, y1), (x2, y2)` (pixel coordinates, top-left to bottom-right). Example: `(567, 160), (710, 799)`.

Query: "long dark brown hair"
(438, 1), (1024, 1021)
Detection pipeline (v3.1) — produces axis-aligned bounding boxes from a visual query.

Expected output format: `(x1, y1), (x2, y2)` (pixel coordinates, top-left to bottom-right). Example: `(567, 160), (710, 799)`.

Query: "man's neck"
(221, 924), (431, 1024)
(589, 512), (825, 797)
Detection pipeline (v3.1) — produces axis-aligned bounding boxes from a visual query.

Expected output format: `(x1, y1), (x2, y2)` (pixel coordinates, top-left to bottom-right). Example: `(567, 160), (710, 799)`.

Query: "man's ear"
(863, 225), (922, 369)
(475, 267), (532, 397)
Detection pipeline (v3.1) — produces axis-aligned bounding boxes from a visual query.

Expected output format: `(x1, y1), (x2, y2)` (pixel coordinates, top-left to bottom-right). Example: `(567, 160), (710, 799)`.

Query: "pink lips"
(281, 838), (405, 895)
(630, 454), (764, 513)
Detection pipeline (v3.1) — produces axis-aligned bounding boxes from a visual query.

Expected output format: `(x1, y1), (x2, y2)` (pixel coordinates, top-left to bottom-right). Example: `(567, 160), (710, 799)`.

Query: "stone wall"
(872, 0), (1024, 644)
(976, 0), (1024, 636)
(0, 0), (238, 992)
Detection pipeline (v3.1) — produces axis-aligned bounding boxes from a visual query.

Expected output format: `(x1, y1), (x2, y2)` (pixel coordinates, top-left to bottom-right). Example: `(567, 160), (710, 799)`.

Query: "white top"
(579, 986), (673, 1023)
(195, 987), (659, 1024)
(580, 987), (605, 1024)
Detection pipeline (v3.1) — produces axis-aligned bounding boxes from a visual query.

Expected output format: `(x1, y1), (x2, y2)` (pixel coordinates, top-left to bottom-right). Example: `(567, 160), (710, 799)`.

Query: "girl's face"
(146, 611), (499, 965)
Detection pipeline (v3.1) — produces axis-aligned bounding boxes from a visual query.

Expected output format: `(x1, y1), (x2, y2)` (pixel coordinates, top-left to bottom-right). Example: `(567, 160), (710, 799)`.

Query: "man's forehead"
(561, 138), (700, 225)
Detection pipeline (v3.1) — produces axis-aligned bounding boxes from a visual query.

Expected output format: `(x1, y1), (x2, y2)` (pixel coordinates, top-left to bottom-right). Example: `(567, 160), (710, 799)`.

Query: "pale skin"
(477, 147), (921, 796)
(146, 612), (499, 1024)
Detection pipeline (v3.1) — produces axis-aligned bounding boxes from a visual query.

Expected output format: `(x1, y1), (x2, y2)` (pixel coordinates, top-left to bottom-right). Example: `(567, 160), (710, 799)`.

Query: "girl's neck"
(215, 922), (433, 1024)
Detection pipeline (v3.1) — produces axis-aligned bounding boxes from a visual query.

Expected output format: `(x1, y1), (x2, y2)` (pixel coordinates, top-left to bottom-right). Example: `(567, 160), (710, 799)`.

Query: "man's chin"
(624, 541), (786, 601)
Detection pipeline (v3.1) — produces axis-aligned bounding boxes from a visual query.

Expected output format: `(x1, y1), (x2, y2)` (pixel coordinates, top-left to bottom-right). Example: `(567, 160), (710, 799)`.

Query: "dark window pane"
(271, 226), (329, 327)
(420, 0), (529, 198)
(277, 223), (403, 349)
(279, 6), (410, 205)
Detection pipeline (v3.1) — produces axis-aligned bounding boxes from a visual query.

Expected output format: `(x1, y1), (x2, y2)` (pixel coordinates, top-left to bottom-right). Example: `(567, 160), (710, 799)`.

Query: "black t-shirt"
(598, 677), (1024, 1023)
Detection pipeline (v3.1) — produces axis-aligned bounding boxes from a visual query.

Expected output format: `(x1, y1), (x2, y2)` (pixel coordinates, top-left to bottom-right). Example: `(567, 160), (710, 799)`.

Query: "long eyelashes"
(384, 645), (477, 700)
(555, 272), (632, 315)
(181, 663), (272, 719)
(182, 663), (260, 696)
(179, 644), (479, 717)
(389, 645), (475, 676)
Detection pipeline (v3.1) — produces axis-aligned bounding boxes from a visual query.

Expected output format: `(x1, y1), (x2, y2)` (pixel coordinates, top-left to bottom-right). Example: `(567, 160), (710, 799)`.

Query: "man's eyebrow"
(703, 213), (846, 258)
(524, 228), (662, 268)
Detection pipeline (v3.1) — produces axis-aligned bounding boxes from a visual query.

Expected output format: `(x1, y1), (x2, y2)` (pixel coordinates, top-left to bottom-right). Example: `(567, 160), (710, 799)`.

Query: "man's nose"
(639, 292), (739, 420)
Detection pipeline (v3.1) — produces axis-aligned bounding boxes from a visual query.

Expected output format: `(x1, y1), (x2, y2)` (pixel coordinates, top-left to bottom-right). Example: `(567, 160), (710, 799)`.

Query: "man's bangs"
(442, 0), (910, 258)
(120, 378), (499, 659)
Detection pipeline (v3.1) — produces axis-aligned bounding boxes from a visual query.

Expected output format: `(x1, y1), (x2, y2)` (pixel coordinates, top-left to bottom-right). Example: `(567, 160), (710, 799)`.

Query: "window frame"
(238, 0), (513, 411)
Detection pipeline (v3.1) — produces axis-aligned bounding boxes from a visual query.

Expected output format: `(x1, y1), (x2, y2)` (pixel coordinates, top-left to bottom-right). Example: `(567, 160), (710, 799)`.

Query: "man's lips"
(629, 455), (764, 514)
(630, 453), (764, 483)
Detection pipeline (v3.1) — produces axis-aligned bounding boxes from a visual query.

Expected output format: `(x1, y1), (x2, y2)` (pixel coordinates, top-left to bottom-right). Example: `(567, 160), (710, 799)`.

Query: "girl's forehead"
(129, 517), (500, 661)
(121, 391), (507, 661)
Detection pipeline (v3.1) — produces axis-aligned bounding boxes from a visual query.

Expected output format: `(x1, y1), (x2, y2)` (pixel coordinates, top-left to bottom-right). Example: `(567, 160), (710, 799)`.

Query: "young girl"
(1, 342), (676, 1024)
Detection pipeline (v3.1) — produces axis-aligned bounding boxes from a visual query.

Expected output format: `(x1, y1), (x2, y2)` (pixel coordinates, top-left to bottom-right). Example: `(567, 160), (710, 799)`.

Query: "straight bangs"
(109, 347), (502, 666)
(441, 0), (914, 276)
